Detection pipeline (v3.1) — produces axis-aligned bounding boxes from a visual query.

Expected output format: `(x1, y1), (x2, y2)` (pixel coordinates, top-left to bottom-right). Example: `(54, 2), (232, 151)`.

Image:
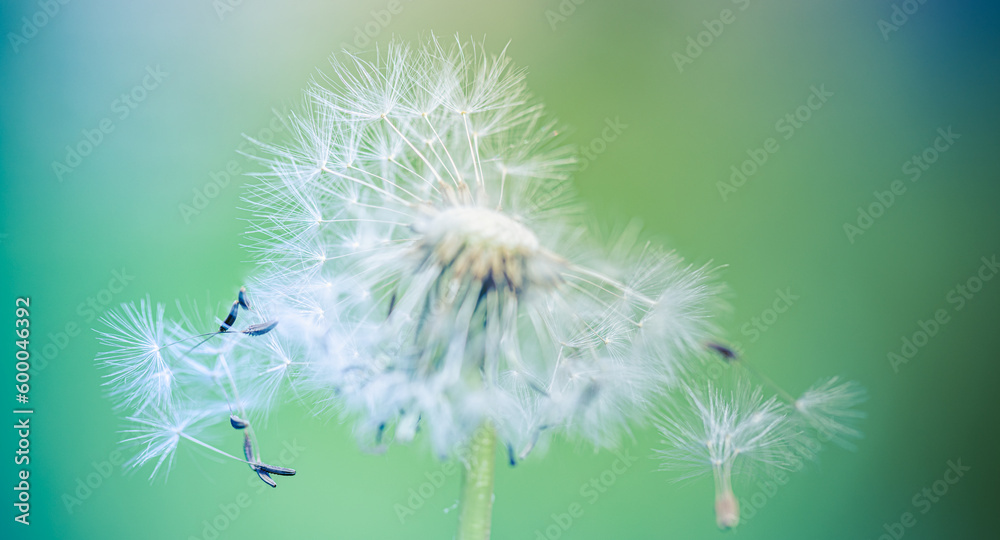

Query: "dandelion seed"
(706, 342), (737, 362)
(255, 463), (297, 476)
(96, 297), (176, 412)
(243, 432), (255, 463)
(220, 300), (240, 333)
(256, 469), (277, 488)
(238, 287), (252, 310)
(655, 377), (793, 530)
(242, 320), (279, 337)
(230, 415), (249, 429)
(235, 416), (295, 487)
(121, 407), (240, 480)
(387, 291), (397, 318)
(706, 346), (867, 455)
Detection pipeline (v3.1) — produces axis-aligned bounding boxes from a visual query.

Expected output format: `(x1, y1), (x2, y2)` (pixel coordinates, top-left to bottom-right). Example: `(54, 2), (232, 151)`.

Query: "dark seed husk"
(238, 287), (252, 310)
(220, 301), (239, 332)
(256, 463), (296, 476)
(230, 415), (248, 429)
(243, 320), (278, 336)
(243, 433), (255, 463)
(255, 469), (277, 488)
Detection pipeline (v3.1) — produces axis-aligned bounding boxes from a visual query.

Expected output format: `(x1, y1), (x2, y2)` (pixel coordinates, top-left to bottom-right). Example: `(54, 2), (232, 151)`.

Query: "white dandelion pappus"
(121, 406), (234, 480)
(98, 294), (294, 483)
(793, 376), (867, 450)
(242, 35), (722, 458)
(96, 296), (177, 413)
(654, 377), (793, 530)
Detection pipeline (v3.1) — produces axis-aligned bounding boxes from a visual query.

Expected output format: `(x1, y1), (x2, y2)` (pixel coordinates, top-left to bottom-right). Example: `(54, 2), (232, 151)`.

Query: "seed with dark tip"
(707, 342), (738, 362)
(243, 433), (255, 463)
(230, 415), (248, 429)
(243, 320), (278, 337)
(255, 469), (277, 488)
(220, 301), (239, 333)
(256, 463), (296, 476)
(387, 292), (397, 318)
(238, 287), (252, 310)
(507, 443), (517, 467)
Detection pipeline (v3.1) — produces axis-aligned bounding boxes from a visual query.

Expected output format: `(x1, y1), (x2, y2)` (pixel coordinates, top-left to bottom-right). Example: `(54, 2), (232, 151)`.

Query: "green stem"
(457, 422), (496, 540)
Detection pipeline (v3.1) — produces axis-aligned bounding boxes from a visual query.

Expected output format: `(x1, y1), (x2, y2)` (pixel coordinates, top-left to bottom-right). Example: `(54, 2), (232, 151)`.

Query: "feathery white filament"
(239, 35), (721, 456)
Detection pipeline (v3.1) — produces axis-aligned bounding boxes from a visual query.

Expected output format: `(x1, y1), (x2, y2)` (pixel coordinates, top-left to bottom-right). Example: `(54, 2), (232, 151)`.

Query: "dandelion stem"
(457, 422), (496, 540)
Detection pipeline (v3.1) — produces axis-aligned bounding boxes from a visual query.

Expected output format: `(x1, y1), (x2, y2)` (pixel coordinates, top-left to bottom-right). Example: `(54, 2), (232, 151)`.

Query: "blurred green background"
(2, 0), (998, 538)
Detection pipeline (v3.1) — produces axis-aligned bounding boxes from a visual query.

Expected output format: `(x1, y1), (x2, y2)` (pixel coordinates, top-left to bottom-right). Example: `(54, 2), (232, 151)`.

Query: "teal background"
(2, 1), (998, 538)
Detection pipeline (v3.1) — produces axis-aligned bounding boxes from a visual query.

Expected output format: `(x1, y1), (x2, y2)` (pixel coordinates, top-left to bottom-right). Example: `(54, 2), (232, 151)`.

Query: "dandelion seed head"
(97, 36), (727, 473)
(93, 35), (866, 527)
(236, 35), (723, 456)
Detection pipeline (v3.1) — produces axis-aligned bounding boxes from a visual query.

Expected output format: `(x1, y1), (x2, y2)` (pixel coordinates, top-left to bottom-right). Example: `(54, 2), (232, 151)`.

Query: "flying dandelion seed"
(98, 293), (296, 486)
(654, 365), (866, 529)
(654, 376), (794, 530)
(96, 297), (177, 413)
(793, 376), (867, 450)
(121, 407), (236, 480)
